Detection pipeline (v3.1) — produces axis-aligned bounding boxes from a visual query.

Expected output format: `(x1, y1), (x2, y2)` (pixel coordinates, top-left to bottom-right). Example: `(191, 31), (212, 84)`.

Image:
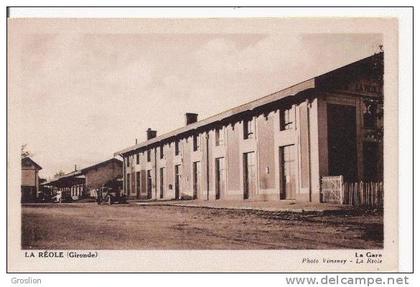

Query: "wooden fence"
(343, 181), (383, 208)
(321, 176), (383, 208)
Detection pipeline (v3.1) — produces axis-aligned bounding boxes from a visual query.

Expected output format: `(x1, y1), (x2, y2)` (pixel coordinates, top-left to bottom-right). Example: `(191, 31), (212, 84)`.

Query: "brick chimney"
(146, 128), (157, 140)
(185, 113), (198, 125)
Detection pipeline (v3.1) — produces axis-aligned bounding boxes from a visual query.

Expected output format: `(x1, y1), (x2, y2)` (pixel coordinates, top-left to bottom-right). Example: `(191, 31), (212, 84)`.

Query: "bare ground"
(21, 203), (383, 250)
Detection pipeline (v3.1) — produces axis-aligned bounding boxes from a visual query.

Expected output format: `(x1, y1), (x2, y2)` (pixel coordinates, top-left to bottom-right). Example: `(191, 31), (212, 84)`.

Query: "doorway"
(175, 164), (181, 199)
(136, 171), (141, 199)
(215, 157), (225, 200)
(327, 104), (357, 182)
(159, 167), (165, 199)
(146, 170), (152, 199)
(193, 161), (201, 199)
(279, 145), (296, 199)
(243, 152), (256, 199)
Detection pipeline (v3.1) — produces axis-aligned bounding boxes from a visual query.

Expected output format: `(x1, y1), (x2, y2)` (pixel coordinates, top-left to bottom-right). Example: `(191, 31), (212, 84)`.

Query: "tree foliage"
(54, 170), (65, 178)
(21, 144), (32, 159)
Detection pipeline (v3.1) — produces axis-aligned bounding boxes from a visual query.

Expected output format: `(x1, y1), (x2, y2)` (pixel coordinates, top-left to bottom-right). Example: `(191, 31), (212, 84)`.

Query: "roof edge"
(115, 78), (315, 156)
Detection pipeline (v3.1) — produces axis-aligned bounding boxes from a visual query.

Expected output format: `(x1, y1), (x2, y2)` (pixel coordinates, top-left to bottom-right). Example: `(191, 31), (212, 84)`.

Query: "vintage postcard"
(7, 8), (403, 272)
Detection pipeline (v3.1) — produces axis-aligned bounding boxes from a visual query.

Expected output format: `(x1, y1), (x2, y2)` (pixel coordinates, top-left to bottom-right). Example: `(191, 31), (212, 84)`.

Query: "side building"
(42, 158), (123, 200)
(21, 157), (42, 203)
(115, 53), (384, 202)
(41, 169), (86, 201)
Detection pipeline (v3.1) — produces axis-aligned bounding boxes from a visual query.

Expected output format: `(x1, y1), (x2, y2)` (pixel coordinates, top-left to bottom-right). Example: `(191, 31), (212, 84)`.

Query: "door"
(215, 157), (225, 200)
(280, 145), (296, 199)
(126, 173), (131, 196)
(193, 161), (201, 199)
(146, 170), (152, 199)
(131, 172), (135, 198)
(243, 152), (256, 199)
(159, 167), (165, 199)
(136, 171), (141, 199)
(327, 104), (357, 181)
(175, 164), (181, 199)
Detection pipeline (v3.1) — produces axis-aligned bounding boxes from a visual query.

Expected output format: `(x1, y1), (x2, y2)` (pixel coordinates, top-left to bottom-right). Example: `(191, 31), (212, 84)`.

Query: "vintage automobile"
(97, 178), (126, 205)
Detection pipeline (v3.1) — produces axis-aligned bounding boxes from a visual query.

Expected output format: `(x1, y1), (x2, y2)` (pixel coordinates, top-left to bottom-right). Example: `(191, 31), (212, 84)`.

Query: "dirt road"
(21, 203), (383, 249)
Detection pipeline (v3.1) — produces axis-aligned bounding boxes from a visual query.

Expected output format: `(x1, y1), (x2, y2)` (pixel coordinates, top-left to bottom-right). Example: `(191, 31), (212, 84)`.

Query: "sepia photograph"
(6, 8), (404, 272)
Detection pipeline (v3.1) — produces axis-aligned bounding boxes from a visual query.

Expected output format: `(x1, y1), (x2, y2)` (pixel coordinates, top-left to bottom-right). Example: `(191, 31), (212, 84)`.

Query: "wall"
(85, 161), (122, 191)
(21, 167), (38, 202)
(226, 123), (241, 199)
(21, 168), (36, 187)
(256, 112), (276, 199)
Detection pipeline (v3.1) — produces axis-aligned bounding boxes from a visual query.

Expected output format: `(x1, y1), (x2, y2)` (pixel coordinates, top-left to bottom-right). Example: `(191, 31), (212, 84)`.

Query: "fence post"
(380, 182), (384, 208)
(344, 183), (348, 205)
(355, 182), (359, 207)
(361, 181), (365, 206)
(320, 177), (323, 203)
(372, 182), (374, 207)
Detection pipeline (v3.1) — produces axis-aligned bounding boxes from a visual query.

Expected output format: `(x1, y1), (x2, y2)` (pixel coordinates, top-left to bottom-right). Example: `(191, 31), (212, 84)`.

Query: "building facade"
(115, 53), (384, 202)
(21, 157), (42, 203)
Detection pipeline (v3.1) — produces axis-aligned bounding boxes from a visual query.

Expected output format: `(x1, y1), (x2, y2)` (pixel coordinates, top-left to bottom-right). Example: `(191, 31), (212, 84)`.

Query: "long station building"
(115, 53), (384, 202)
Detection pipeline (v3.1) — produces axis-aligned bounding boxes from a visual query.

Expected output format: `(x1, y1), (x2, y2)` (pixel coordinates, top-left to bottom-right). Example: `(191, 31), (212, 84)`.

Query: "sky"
(9, 18), (383, 179)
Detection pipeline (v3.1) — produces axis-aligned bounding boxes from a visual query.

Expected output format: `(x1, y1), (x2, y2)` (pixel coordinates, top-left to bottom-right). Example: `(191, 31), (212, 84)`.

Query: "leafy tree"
(54, 170), (65, 178)
(21, 144), (33, 159)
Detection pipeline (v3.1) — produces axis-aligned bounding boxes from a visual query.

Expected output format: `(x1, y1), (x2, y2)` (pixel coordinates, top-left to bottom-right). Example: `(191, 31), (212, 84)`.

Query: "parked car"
(97, 186), (126, 205)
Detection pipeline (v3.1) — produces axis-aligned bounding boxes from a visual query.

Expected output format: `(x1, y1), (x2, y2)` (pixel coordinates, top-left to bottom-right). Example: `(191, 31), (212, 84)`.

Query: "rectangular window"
(363, 101), (378, 129)
(215, 127), (224, 146)
(175, 140), (180, 155)
(160, 145), (164, 159)
(136, 153), (140, 165)
(126, 157), (130, 167)
(147, 150), (151, 162)
(193, 134), (200, 151)
(280, 106), (294, 130)
(243, 118), (254, 139)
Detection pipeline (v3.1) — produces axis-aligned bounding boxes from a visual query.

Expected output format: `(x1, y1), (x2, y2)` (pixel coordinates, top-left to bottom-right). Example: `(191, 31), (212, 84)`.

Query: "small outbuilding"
(21, 157), (42, 203)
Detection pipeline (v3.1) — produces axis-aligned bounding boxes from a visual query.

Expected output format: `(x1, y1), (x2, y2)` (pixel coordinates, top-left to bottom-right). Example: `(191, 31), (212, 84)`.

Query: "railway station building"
(115, 53), (384, 203)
